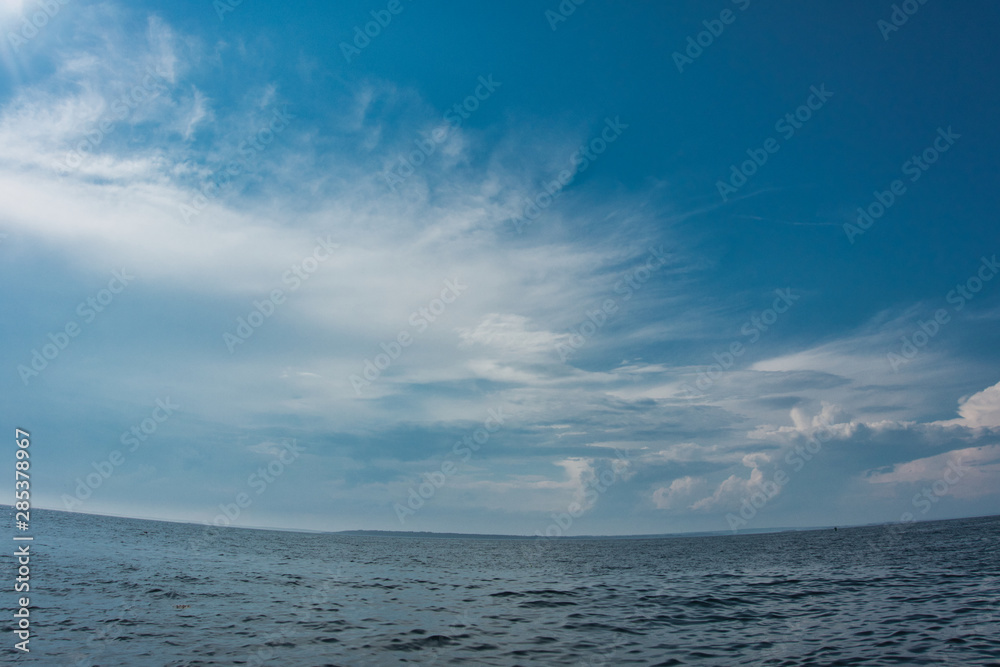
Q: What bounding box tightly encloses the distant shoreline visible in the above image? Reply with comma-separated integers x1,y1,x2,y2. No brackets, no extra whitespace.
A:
6,505,998,541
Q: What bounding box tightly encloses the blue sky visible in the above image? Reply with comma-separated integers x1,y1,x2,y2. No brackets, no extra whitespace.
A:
2,0,999,535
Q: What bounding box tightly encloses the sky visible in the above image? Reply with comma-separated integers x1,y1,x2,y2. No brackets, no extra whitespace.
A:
2,0,999,536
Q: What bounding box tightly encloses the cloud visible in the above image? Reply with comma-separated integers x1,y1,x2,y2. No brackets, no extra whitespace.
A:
458,313,569,356
248,440,293,457
648,380,1000,516
865,445,1000,498
936,381,1000,429
0,1,25,16
652,475,707,510
179,87,211,140
434,454,630,515
7,4,1000,535
689,453,771,511
4,8,701,515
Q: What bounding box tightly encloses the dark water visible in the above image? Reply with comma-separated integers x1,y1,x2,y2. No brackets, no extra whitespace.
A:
4,510,999,666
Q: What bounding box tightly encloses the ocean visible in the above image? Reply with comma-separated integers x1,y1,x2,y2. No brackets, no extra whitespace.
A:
4,509,999,665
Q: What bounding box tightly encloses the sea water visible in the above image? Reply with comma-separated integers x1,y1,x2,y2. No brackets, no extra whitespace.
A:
4,509,999,665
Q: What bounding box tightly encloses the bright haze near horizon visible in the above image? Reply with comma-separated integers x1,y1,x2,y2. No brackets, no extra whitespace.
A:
1,0,999,536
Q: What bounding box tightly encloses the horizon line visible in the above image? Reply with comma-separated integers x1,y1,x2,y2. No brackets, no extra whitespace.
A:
8,505,999,540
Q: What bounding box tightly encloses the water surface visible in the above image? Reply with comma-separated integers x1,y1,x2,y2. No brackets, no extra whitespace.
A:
6,510,999,665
